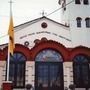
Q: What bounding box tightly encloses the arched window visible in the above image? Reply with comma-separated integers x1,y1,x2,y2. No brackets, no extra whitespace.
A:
35,49,63,62
85,18,90,28
76,17,82,27
75,0,81,4
83,0,89,4
7,52,26,88
73,55,90,88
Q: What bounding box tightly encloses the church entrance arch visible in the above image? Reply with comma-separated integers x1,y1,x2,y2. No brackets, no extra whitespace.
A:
35,49,64,90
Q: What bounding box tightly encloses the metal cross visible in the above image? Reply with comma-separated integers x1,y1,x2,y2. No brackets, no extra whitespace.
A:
41,10,47,17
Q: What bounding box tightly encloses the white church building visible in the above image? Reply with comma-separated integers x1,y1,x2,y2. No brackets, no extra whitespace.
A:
0,0,90,90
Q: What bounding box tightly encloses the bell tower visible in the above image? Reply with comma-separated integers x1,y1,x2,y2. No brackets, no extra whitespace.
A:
59,0,90,47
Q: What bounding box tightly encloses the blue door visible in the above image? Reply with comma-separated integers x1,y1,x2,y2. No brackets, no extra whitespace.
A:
35,49,64,90
35,62,64,90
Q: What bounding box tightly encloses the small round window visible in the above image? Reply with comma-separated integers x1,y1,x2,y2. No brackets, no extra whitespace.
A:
41,22,48,28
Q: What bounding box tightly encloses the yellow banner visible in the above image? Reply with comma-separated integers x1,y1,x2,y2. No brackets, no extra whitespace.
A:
8,15,15,55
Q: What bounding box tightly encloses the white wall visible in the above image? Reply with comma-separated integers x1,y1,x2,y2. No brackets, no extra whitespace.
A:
15,18,72,48
60,0,90,48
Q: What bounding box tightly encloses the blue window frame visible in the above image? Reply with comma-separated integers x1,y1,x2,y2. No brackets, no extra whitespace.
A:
73,55,90,88
6,52,26,88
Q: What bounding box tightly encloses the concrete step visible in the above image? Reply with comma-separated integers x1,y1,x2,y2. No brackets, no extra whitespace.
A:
13,89,25,90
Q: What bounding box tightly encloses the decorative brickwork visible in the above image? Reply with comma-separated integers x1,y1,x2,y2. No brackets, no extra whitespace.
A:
0,40,90,62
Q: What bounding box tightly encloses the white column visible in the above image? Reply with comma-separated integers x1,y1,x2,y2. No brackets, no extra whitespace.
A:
63,62,73,90
66,67,71,88
26,61,35,87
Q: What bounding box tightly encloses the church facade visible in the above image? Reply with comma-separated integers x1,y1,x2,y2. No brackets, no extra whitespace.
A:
0,0,90,90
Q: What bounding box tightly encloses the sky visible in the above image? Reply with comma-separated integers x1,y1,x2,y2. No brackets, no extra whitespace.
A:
0,0,61,44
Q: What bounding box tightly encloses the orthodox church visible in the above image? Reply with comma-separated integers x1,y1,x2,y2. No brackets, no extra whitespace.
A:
0,0,90,90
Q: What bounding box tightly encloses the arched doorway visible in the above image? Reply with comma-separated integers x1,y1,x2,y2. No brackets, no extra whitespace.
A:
35,49,64,90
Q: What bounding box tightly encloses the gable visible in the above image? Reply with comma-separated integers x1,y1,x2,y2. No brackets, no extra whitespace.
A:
14,17,72,48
